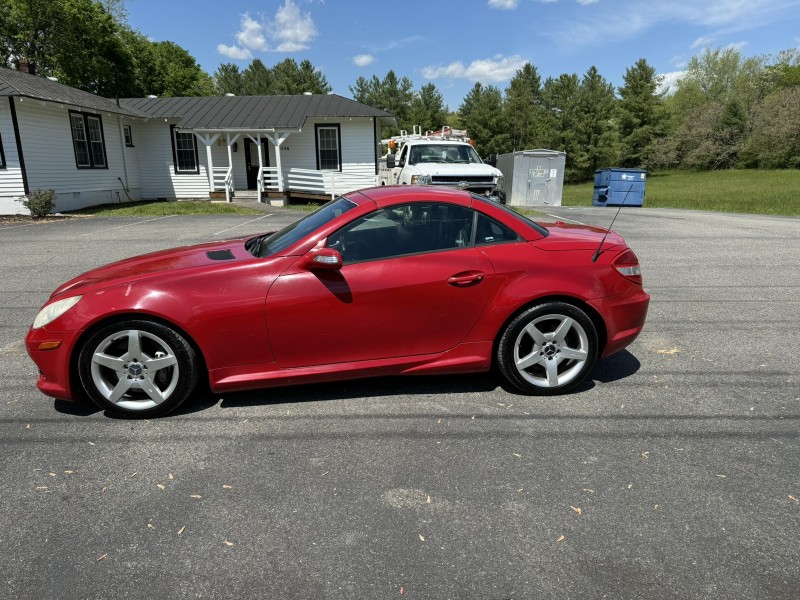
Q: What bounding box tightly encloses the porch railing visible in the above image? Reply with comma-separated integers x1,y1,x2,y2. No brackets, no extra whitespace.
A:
261,167,282,192
284,169,378,199
212,167,234,202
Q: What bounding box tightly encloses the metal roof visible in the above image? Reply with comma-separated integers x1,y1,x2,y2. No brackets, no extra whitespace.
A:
120,94,396,130
0,67,145,116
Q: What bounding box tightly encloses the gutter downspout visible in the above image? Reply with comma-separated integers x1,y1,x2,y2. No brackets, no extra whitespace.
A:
8,97,30,195
116,113,130,201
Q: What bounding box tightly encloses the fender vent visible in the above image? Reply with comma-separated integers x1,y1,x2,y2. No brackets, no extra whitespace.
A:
206,249,235,261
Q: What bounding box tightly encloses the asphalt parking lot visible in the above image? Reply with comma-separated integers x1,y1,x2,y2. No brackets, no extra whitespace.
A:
1,205,799,599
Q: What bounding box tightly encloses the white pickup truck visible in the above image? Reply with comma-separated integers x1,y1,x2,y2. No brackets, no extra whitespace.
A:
378,128,506,202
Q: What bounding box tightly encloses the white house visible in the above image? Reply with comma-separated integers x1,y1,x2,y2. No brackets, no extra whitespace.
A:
0,67,396,214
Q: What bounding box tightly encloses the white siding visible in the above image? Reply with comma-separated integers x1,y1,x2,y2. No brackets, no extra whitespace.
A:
277,117,377,176
0,98,28,214
11,98,142,212
136,121,211,199
0,103,381,212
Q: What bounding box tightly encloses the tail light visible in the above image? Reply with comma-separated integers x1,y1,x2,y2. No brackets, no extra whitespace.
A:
613,249,642,285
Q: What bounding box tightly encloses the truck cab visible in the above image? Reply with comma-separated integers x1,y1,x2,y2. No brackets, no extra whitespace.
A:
379,127,505,202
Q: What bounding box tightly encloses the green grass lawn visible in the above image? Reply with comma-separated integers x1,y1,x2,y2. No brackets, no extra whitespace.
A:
69,200,263,217
562,169,800,216
60,171,798,218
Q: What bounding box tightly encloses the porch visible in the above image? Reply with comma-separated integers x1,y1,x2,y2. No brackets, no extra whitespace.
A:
210,165,379,204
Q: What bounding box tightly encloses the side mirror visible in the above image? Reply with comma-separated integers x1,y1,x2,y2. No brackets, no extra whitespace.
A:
386,154,396,169
303,247,342,271
487,154,497,167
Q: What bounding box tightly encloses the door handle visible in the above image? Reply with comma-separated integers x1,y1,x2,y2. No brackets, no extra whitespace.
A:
447,271,485,286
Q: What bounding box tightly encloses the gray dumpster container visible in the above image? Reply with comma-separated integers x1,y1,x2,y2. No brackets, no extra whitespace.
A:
592,168,647,206
496,150,566,207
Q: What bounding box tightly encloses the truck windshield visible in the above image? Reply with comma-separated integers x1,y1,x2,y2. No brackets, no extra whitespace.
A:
409,144,482,165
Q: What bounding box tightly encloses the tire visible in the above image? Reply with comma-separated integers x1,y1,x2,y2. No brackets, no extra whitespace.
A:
78,319,199,418
496,302,598,395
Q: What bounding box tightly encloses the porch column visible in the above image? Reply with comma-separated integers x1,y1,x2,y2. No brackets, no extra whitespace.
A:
266,132,292,193
225,133,241,201
194,133,220,192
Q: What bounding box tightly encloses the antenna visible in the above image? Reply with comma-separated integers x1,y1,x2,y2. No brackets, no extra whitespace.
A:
591,184,633,263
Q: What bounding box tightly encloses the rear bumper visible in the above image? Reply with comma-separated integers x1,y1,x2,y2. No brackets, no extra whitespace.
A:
25,327,82,401
589,287,650,358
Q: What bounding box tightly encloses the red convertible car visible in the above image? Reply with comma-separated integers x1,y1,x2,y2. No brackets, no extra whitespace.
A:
26,186,649,418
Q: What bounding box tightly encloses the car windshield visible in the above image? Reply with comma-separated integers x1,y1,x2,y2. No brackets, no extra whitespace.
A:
408,144,482,165
247,197,358,257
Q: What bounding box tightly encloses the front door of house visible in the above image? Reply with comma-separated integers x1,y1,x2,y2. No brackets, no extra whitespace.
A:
244,139,270,190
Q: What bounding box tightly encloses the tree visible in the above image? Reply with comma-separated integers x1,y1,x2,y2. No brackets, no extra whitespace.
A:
0,0,214,98
459,83,509,156
571,66,619,179
409,83,448,133
350,70,415,135
1,0,136,96
617,58,665,167
214,63,245,96
147,41,214,96
667,47,767,169
271,58,331,95
504,63,547,151
295,59,331,94
740,87,800,168
242,59,272,95
542,73,581,180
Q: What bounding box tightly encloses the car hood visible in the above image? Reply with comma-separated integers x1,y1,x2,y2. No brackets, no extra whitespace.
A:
534,221,625,252
410,162,500,176
51,238,256,298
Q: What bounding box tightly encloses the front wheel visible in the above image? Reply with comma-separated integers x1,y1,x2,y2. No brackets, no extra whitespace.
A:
77,319,199,418
496,302,598,395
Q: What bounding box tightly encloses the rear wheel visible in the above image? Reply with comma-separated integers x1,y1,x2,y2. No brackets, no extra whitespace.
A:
496,302,598,395
78,319,198,418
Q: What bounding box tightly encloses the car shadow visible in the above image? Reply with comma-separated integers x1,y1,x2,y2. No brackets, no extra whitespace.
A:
213,350,642,408
53,350,642,417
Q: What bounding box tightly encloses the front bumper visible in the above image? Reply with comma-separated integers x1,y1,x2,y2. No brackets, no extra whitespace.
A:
25,327,83,401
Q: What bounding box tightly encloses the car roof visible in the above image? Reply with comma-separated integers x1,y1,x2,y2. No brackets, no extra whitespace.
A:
350,185,473,208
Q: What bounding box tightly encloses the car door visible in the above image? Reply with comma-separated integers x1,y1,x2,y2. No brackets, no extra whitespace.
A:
265,202,495,368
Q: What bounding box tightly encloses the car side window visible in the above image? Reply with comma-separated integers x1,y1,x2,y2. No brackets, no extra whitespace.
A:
475,213,522,246
328,202,475,264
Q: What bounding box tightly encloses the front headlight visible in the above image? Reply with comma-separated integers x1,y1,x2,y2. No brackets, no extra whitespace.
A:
495,175,504,188
410,174,432,185
33,296,82,329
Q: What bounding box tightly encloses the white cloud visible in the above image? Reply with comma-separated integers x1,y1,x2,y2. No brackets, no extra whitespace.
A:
270,0,318,52
576,0,598,5
236,14,267,51
727,40,748,51
422,54,528,83
217,44,253,60
353,54,375,67
657,70,685,95
488,0,519,9
217,0,318,59
547,0,799,51
691,35,715,49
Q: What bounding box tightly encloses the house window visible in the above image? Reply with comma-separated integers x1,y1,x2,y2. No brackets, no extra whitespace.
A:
171,126,199,173
69,111,107,169
0,133,5,168
123,124,134,147
315,124,341,171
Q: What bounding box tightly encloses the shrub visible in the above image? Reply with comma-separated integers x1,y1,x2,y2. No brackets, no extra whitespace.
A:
19,188,56,218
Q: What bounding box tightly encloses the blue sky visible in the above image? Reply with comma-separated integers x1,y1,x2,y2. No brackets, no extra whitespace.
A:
126,0,800,109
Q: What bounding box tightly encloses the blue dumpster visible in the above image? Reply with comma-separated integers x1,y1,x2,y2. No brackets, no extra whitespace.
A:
592,168,647,206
